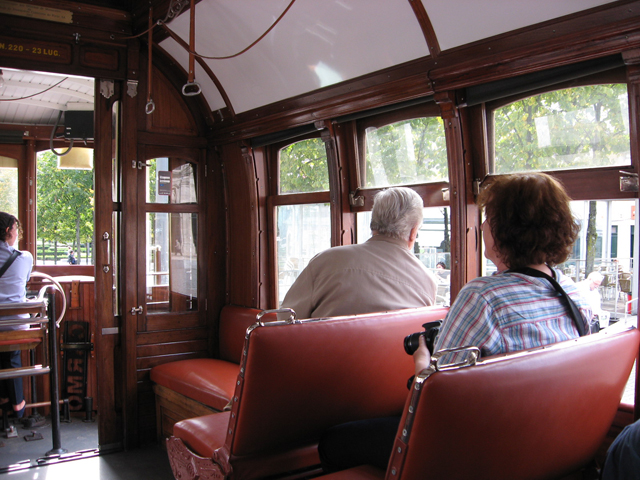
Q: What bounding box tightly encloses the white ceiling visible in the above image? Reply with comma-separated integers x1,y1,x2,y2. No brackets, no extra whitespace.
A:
158,0,616,115
0,68,94,126
0,0,618,126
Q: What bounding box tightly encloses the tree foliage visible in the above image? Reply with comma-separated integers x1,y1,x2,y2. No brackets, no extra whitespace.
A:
494,84,629,173
0,168,18,216
36,151,94,261
364,117,448,187
279,138,329,194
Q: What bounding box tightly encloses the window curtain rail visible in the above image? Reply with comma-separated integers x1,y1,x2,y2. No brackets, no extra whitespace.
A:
462,54,624,107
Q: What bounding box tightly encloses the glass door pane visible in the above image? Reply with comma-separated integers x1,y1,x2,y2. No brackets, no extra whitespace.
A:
146,212,198,313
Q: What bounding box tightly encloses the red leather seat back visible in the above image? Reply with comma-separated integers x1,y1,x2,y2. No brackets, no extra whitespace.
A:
218,305,263,363
228,306,449,457
389,327,640,480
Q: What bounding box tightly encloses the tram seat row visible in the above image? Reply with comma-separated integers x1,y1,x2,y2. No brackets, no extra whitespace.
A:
165,317,639,480
315,326,640,480
164,305,450,480
151,306,276,437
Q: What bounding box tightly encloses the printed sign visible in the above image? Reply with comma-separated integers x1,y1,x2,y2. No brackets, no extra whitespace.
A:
158,171,172,196
0,36,71,64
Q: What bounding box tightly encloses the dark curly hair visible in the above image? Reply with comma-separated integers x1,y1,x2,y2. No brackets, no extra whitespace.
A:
0,212,19,243
477,173,580,269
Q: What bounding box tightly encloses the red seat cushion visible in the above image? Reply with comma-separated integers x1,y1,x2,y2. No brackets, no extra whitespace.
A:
150,358,239,411
173,412,231,458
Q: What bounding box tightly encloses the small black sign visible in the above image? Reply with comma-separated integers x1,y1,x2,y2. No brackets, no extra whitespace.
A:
158,171,172,196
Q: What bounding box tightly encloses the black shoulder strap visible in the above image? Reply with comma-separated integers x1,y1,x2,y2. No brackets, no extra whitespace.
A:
509,267,586,337
0,250,21,279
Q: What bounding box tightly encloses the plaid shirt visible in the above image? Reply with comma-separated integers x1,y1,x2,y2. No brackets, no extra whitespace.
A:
434,268,592,362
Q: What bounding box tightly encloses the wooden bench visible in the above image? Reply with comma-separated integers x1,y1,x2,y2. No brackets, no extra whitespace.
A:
314,326,640,480
165,305,449,480
151,306,277,438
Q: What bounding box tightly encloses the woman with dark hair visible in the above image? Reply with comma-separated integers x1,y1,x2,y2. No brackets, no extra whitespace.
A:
319,173,592,474
416,172,591,368
0,212,33,418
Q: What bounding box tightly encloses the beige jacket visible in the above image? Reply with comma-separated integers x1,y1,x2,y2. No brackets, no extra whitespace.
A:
282,235,438,319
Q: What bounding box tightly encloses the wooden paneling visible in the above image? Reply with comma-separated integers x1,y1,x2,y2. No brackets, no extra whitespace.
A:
222,143,260,308
0,15,128,79
141,57,198,137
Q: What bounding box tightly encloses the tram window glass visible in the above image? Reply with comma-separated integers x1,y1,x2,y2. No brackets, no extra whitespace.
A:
491,84,630,174
146,157,197,204
276,203,331,304
146,212,197,312
356,206,451,306
35,150,94,266
360,116,448,188
481,198,637,320
274,136,331,304
279,137,329,194
0,156,18,216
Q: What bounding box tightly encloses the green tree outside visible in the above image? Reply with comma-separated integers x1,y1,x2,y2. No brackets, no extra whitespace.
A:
494,84,629,173
36,150,94,264
0,168,18,216
279,138,329,194
364,117,448,187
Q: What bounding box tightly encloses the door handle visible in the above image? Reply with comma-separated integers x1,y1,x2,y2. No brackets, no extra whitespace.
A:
130,306,143,315
102,231,111,273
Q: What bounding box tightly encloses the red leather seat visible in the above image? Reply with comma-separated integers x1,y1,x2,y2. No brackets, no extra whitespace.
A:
167,306,449,480
150,358,239,411
315,326,640,480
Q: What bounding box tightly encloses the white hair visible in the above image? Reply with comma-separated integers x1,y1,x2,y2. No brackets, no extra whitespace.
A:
587,272,604,283
370,187,424,241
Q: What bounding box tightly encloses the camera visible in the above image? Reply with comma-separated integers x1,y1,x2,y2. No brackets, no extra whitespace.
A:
404,320,442,355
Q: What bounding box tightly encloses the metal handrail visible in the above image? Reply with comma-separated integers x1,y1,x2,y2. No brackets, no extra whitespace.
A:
30,272,67,327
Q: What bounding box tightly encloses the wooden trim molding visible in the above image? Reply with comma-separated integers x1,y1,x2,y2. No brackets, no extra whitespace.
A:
407,0,440,58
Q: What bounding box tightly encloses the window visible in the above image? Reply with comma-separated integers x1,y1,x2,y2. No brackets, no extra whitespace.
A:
144,156,199,313
273,136,331,304
361,116,448,188
146,212,197,312
276,203,331,304
279,138,329,194
0,156,18,216
146,157,197,204
492,84,630,174
36,150,94,265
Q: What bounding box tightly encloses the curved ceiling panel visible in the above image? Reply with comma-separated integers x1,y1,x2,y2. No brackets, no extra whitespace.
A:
423,0,617,52
159,0,429,114
0,69,94,125
158,40,226,113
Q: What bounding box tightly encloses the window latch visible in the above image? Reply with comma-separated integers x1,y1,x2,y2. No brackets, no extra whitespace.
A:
620,171,638,192
349,191,364,207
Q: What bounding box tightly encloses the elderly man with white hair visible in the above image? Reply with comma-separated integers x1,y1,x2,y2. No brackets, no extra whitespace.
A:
281,187,438,319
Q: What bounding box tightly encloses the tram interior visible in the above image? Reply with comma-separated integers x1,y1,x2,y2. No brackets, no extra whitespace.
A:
0,0,639,478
